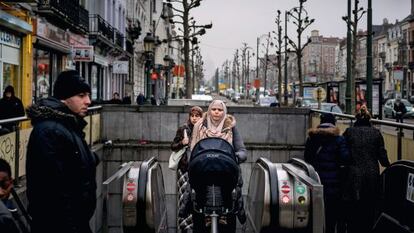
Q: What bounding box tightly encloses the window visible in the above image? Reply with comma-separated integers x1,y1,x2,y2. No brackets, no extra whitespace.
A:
2,63,20,96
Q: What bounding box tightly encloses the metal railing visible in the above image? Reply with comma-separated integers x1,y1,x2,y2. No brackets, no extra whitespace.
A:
38,0,89,32
310,109,414,161
0,106,102,183
115,29,124,48
89,14,115,43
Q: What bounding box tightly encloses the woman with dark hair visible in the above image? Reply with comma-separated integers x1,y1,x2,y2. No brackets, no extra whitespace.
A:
171,106,203,232
342,105,391,233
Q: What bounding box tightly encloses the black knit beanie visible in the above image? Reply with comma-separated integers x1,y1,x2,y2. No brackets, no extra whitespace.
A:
320,113,336,125
53,70,91,100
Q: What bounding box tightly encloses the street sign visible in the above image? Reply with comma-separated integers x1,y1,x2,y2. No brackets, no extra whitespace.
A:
254,79,261,89
246,83,251,89
312,87,326,102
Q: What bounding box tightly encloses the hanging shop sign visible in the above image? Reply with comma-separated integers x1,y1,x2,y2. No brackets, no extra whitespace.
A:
393,68,404,81
0,30,21,48
72,45,94,62
113,61,129,74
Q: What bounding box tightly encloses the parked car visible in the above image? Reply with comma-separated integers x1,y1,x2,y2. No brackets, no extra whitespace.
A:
308,102,343,114
296,98,318,108
383,99,414,118
383,90,401,104
231,92,241,103
257,96,279,107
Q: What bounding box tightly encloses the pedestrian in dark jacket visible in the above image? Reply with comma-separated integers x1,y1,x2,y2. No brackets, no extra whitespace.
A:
171,106,203,232
0,85,25,134
26,70,99,233
189,100,247,232
304,113,350,233
136,92,145,105
342,105,390,233
393,96,406,123
0,158,24,233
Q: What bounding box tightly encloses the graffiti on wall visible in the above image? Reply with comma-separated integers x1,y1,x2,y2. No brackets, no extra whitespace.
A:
0,132,16,176
0,128,32,178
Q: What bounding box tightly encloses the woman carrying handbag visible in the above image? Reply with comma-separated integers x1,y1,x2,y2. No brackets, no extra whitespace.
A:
170,106,203,232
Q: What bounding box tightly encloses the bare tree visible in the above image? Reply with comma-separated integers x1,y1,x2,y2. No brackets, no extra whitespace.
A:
166,0,212,98
286,0,315,97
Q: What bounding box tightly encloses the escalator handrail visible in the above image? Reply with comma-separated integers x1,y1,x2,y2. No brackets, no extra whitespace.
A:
288,158,321,183
256,158,279,228
137,157,157,231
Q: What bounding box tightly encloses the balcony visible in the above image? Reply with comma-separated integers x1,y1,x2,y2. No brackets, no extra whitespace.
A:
89,14,115,44
115,29,124,49
37,0,88,33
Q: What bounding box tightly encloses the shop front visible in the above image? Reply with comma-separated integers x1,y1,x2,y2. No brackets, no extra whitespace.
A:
0,9,32,106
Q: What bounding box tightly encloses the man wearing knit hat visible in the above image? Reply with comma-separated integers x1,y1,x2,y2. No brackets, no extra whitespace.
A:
26,70,98,233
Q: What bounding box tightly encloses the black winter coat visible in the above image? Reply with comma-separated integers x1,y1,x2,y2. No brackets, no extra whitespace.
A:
343,124,390,201
304,123,350,199
0,200,20,233
26,97,98,233
0,96,25,130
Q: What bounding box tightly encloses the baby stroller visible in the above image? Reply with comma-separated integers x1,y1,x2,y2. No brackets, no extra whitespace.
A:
188,137,240,233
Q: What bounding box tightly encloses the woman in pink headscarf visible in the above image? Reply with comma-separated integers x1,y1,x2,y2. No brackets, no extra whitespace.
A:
189,99,247,227
191,100,247,162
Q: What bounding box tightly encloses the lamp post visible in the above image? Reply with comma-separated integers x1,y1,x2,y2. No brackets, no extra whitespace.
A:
144,33,156,100
163,54,174,101
366,0,373,111
284,10,289,106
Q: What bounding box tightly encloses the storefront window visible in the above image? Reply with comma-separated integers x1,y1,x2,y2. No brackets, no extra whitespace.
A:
2,63,19,95
34,49,51,100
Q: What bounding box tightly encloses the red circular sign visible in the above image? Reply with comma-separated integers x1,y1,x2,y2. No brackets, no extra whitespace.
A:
281,185,290,194
127,182,136,192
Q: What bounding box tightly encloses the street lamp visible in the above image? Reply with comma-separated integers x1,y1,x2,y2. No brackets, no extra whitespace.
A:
163,54,174,101
144,33,156,99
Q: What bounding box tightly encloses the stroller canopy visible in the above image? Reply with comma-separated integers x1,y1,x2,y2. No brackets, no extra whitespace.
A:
188,138,240,189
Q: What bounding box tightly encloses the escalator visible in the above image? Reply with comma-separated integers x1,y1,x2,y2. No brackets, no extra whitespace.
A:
103,157,167,233
245,157,324,233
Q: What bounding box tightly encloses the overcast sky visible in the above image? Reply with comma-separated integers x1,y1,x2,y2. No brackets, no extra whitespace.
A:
191,0,411,80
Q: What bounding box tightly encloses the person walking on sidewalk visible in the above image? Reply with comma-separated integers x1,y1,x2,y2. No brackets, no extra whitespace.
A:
26,70,99,233
393,96,406,124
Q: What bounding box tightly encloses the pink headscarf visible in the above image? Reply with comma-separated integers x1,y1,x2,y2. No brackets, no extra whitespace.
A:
206,100,227,134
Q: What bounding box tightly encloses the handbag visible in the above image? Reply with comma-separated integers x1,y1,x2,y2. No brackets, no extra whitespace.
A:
168,146,187,170
169,129,189,170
